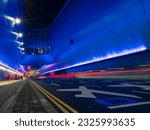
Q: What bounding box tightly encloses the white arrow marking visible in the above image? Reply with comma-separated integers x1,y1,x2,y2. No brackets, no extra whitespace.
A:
57,86,141,99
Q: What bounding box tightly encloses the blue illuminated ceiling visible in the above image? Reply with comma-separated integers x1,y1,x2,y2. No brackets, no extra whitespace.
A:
0,0,150,72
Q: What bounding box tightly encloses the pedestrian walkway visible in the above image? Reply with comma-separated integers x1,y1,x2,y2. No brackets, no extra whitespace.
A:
13,80,46,112
1,79,57,113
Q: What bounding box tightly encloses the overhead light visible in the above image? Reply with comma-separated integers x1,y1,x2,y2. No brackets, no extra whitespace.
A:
21,48,25,51
2,0,8,3
18,47,25,51
15,41,24,45
15,18,21,24
11,32,23,38
20,50,25,54
4,15,14,21
11,31,18,35
20,42,24,45
15,41,20,44
18,33,23,37
4,15,21,25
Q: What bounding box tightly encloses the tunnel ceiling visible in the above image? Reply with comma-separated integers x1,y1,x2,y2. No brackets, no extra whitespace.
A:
24,0,68,28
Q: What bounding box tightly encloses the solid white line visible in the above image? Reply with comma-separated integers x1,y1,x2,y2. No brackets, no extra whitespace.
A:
108,101,150,109
50,83,61,86
85,84,101,88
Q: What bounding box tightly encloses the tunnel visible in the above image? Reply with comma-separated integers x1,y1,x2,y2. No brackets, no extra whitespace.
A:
0,0,150,113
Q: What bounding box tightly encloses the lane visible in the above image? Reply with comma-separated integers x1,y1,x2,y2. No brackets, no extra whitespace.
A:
0,79,26,110
33,78,150,113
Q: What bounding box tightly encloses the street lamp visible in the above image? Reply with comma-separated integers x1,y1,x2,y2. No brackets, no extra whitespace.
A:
4,15,21,25
18,33,23,37
15,18,21,24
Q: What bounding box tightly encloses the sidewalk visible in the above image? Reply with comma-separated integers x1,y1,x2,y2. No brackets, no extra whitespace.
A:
2,79,57,113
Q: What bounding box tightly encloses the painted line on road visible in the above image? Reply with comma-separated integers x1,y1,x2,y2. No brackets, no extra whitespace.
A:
85,84,101,88
108,101,150,109
50,83,61,86
31,80,78,113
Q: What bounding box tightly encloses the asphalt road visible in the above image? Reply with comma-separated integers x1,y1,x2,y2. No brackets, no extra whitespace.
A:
34,78,150,113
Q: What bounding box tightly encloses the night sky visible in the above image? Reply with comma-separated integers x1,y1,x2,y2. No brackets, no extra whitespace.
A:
24,0,68,28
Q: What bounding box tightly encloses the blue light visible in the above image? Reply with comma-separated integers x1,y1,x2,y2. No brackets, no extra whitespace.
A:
0,0,23,69
95,97,138,107
41,0,150,73
2,0,8,3
41,45,146,73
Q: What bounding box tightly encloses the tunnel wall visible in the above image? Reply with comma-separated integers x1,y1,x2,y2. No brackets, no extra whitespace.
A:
45,0,150,73
66,49,150,73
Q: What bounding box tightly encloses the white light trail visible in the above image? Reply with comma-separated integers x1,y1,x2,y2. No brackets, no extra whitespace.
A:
11,32,23,38
4,15,21,25
42,45,147,74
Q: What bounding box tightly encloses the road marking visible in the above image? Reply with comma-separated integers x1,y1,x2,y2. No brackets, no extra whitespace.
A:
34,84,69,113
132,90,150,95
108,101,150,109
126,82,142,84
79,80,95,84
32,81,69,113
108,83,150,90
31,80,78,113
57,86,141,99
85,84,101,88
75,86,97,98
50,83,61,86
